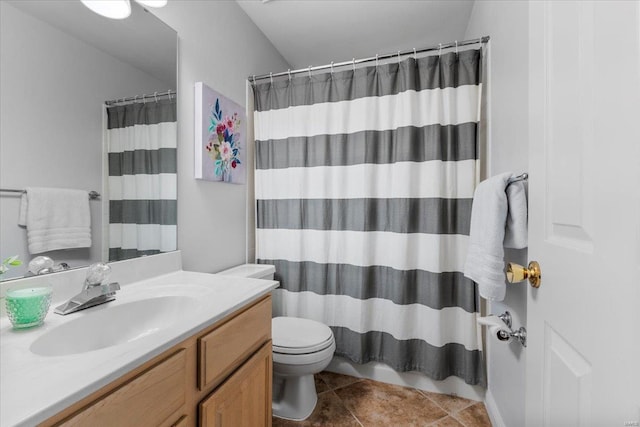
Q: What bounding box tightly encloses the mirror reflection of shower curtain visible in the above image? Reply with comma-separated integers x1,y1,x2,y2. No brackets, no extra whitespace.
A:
106,100,177,261
253,48,485,386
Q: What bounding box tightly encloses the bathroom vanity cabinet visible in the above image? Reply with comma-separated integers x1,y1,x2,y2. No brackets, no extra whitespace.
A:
40,296,273,427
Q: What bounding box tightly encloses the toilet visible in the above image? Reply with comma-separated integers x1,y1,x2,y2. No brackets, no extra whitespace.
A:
217,264,336,421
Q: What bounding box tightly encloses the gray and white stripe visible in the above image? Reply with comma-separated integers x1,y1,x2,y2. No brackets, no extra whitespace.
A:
107,99,177,261
254,49,484,385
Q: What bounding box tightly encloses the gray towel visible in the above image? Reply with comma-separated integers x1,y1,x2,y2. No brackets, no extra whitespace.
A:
464,173,528,301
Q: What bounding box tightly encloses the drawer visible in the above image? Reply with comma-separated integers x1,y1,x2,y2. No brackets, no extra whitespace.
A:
198,296,271,391
58,349,186,427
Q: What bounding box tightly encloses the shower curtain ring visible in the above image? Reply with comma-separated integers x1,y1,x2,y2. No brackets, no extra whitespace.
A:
330,61,334,76
352,58,356,72
455,40,458,55
154,92,158,103
375,54,379,68
397,51,401,64
287,69,291,81
270,72,273,84
439,43,442,57
308,66,312,78
134,95,138,103
413,48,417,60
252,75,256,85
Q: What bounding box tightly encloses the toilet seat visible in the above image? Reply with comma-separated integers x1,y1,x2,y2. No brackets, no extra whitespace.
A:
272,317,334,355
273,336,334,355
273,340,336,366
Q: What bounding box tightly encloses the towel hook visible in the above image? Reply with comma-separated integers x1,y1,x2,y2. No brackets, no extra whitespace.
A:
507,172,529,186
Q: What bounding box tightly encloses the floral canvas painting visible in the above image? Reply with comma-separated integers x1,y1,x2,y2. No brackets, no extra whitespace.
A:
194,82,246,183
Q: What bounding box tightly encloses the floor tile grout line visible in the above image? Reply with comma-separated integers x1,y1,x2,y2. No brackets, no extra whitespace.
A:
415,388,481,417
450,403,491,427
329,389,364,427
450,411,470,427
451,400,482,415
325,378,364,393
417,391,452,416
424,413,455,427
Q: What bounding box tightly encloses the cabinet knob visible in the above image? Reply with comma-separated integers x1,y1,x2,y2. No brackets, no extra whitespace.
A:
506,261,541,288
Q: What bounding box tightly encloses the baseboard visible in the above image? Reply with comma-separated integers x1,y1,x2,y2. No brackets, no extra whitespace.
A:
326,356,485,402
484,389,507,427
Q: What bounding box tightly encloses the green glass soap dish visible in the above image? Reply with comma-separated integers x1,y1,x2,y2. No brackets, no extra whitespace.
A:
5,285,53,329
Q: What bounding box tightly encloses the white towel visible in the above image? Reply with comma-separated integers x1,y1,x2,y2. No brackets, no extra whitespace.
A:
504,180,528,249
464,173,528,301
18,187,91,254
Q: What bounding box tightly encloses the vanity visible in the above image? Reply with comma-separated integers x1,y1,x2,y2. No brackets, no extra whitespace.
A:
0,3,276,424
0,252,278,426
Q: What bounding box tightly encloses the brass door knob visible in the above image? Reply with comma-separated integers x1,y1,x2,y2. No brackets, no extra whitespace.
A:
506,261,541,288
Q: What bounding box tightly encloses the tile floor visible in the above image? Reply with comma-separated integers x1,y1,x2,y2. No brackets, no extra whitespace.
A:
272,372,492,427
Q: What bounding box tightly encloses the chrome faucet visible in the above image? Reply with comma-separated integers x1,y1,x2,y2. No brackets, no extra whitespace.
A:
54,263,120,315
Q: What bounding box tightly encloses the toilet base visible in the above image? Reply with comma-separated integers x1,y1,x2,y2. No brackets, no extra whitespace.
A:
272,373,317,421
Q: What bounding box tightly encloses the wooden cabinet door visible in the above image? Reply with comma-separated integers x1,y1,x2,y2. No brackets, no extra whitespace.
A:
58,350,187,427
199,342,272,427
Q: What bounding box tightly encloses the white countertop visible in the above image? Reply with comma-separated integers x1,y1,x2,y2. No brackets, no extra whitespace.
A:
0,269,278,427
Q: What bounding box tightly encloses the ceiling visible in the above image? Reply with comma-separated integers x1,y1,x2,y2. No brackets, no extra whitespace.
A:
236,0,475,70
8,0,177,87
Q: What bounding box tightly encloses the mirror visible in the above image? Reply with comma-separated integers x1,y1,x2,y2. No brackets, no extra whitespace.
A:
0,1,178,280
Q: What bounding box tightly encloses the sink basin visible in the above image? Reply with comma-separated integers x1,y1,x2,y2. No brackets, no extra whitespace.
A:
30,296,199,356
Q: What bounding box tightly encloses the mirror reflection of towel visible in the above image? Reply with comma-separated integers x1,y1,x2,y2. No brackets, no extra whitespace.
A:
18,187,91,254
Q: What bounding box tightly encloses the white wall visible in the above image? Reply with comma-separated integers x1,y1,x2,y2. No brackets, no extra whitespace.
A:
0,2,171,279
149,2,289,274
464,2,530,426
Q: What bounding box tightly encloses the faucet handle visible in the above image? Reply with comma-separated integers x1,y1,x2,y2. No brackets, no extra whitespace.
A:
85,262,111,287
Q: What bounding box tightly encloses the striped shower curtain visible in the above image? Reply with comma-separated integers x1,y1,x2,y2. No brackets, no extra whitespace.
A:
106,100,177,261
253,49,484,385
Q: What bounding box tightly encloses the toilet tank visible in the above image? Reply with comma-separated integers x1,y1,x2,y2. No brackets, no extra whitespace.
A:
217,263,275,280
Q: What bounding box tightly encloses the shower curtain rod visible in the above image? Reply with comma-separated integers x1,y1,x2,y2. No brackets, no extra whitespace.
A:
249,35,489,83
105,89,177,106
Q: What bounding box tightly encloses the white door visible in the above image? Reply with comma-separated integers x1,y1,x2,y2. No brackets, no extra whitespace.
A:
527,1,640,426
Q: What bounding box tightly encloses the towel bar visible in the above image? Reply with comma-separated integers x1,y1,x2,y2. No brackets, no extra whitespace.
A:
0,188,100,200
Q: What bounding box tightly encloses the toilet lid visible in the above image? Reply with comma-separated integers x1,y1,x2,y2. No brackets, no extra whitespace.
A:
272,317,334,354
